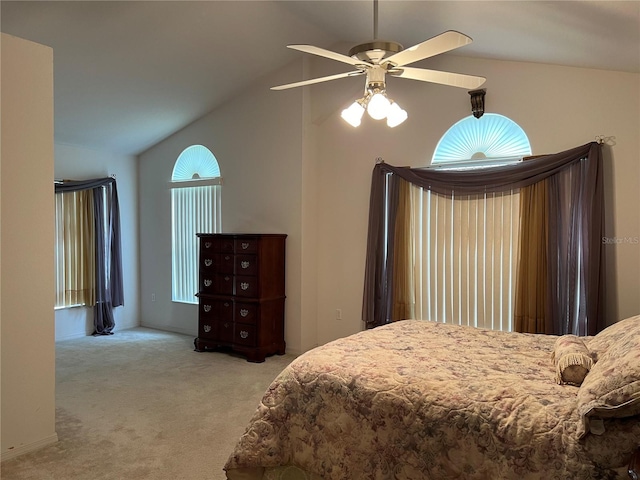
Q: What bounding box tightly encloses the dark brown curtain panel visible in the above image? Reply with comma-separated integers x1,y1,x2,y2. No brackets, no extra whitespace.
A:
55,177,124,335
391,178,415,321
363,142,604,335
514,179,548,333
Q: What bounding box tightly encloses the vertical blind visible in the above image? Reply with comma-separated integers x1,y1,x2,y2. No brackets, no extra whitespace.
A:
171,185,221,303
54,190,96,307
411,187,520,331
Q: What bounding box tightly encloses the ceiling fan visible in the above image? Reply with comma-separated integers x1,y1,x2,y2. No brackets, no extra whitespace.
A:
271,0,486,127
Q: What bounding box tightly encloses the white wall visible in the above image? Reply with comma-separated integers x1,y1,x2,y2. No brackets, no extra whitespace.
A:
138,51,639,354
311,53,640,345
54,143,140,341
138,60,309,353
1,33,57,461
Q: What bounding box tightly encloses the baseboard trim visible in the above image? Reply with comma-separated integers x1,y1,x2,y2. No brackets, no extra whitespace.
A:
55,331,91,342
1,433,59,463
140,322,194,337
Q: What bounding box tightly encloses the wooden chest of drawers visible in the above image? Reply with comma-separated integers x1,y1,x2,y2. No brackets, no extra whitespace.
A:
194,233,286,362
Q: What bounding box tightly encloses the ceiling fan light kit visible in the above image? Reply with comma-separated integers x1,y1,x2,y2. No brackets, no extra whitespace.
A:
272,0,486,129
367,92,391,120
386,101,408,128
341,87,408,128
341,100,366,127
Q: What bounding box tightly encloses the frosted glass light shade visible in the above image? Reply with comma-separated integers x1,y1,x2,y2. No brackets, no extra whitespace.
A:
341,101,365,127
367,93,390,120
386,102,407,128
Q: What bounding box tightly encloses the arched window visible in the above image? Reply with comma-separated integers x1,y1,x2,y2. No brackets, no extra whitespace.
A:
432,113,531,167
170,145,222,304
409,114,531,331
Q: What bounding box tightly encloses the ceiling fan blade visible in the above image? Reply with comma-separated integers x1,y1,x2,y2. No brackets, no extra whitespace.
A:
271,71,365,91
383,30,473,68
287,45,371,67
392,66,486,89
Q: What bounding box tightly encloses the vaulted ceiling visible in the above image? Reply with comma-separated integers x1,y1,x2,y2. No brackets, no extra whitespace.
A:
2,1,638,156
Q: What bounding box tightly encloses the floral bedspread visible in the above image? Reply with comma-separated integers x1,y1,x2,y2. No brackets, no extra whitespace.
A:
225,320,636,479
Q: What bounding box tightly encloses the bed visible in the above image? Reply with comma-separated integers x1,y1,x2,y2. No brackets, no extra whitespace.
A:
224,315,640,479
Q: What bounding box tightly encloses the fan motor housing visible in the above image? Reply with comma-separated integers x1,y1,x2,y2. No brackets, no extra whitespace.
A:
349,40,403,64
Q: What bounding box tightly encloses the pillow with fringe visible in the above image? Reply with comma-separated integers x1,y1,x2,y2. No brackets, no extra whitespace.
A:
551,334,593,386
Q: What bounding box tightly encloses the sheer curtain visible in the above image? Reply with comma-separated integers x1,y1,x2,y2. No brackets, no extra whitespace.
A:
363,142,604,336
55,177,124,335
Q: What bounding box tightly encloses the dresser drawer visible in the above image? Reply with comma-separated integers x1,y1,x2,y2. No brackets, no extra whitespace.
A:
216,274,234,295
235,254,257,275
218,253,234,273
201,275,215,293
199,299,217,317
219,319,234,343
200,238,216,252
218,299,233,321
215,238,234,253
199,298,233,320
235,238,258,254
201,253,233,272
234,276,258,297
235,302,258,325
201,252,215,271
234,323,257,347
198,320,219,340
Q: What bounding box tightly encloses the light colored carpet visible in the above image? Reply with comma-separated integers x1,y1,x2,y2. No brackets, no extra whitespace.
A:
1,327,295,480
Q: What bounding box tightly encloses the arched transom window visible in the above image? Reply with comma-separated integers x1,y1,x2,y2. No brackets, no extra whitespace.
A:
432,113,531,167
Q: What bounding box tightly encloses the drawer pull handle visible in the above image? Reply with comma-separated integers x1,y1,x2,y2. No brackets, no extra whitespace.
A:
204,242,212,248
203,324,211,333
240,330,249,339
204,279,212,287
225,255,231,261
240,309,249,317
241,261,250,269
204,259,212,267
203,305,212,313
224,276,230,281
224,302,230,307
240,282,249,290
241,242,249,250
224,322,229,328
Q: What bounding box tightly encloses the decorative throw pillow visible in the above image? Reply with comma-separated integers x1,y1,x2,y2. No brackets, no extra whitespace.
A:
586,314,640,361
576,321,640,439
551,335,593,386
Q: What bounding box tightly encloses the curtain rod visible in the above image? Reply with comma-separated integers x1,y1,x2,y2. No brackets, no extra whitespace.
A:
595,135,615,145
